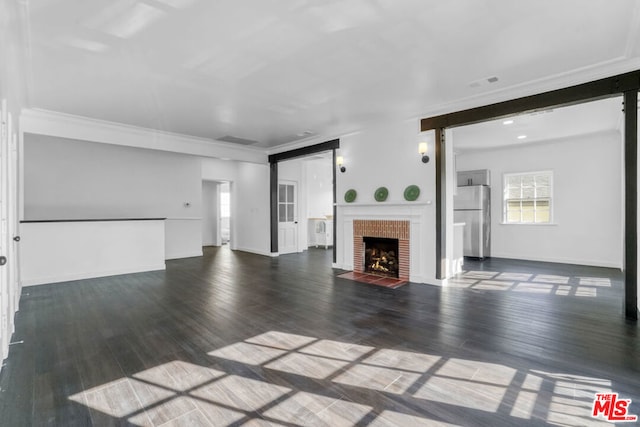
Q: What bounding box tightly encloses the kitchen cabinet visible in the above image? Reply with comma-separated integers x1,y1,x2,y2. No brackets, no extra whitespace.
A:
457,169,491,186
308,218,333,249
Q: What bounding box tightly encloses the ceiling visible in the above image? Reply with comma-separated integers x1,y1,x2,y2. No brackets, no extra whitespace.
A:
14,0,640,149
451,96,625,152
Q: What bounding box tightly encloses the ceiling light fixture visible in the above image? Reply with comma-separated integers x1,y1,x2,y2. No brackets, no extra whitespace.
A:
503,120,514,125
517,135,527,140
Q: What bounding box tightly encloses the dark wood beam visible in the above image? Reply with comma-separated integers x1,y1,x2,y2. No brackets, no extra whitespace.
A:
270,162,278,254
421,70,640,131
332,149,337,263
624,91,638,321
268,139,340,163
435,128,446,280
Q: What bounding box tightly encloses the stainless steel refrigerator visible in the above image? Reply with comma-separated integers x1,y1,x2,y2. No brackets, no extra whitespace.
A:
454,185,491,259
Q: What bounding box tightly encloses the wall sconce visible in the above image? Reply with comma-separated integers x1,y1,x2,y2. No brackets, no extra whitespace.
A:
336,156,346,173
419,142,429,163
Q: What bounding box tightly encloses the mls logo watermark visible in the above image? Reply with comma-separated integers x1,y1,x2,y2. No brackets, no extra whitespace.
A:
592,393,638,422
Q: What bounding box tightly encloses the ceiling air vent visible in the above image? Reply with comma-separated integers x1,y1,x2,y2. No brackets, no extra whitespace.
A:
469,76,499,88
217,135,259,145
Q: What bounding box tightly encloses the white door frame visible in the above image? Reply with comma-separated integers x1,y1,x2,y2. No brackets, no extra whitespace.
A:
218,181,232,247
0,99,20,361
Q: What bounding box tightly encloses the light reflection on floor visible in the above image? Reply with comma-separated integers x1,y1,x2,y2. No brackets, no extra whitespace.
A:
69,331,618,426
446,271,611,297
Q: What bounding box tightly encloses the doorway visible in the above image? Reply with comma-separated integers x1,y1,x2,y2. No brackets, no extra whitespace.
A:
268,139,340,261
220,182,230,245
276,153,334,256
450,97,624,269
202,180,232,249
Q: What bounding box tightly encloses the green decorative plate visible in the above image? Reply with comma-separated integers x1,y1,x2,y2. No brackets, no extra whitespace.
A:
374,187,389,202
344,189,357,203
404,185,420,201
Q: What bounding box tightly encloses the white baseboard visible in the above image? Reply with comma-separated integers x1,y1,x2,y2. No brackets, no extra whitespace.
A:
490,253,622,269
409,274,431,285
165,250,203,260
21,263,167,287
235,247,278,257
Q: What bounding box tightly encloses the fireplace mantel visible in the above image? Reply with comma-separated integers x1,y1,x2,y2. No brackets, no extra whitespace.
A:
334,203,435,284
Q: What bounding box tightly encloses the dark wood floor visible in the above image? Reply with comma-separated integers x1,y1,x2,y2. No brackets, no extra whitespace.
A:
0,247,638,426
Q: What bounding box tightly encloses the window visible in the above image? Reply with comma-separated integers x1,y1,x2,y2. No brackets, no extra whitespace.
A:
503,171,552,224
278,183,295,223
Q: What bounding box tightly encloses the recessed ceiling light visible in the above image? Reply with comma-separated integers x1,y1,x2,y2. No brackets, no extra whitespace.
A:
503,120,514,125
517,135,527,140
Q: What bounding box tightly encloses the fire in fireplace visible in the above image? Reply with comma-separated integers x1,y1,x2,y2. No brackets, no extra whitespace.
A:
363,237,399,278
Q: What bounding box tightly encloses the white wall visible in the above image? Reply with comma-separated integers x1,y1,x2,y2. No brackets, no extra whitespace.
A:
201,181,220,246
201,158,238,182
202,157,271,255
234,162,271,256
305,157,333,218
444,129,457,276
20,220,165,286
334,118,437,283
456,130,623,268
23,134,204,259
336,120,434,207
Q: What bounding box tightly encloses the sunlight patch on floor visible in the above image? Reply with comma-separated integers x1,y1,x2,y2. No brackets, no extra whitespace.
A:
461,270,499,280
454,269,606,297
69,331,617,426
265,352,350,379
578,277,611,287
207,341,287,365
471,280,515,291
533,274,571,284
263,391,372,426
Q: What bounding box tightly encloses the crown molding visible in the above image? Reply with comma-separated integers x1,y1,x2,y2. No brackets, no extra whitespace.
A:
20,108,268,163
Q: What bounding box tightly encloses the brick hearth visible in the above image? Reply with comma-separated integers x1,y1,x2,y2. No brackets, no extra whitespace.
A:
353,220,410,280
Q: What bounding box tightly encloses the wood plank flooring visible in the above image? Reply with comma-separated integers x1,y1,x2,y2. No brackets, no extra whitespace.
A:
0,247,638,426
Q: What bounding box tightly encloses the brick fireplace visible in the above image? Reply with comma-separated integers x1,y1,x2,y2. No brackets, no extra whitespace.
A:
353,220,410,280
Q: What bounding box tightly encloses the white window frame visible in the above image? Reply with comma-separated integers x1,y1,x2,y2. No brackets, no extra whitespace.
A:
503,170,554,224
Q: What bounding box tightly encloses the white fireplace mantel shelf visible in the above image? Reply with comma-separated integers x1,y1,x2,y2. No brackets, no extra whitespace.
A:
336,202,432,208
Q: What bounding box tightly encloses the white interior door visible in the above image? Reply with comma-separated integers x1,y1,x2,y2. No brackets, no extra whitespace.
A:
0,101,10,359
278,181,298,254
